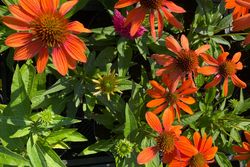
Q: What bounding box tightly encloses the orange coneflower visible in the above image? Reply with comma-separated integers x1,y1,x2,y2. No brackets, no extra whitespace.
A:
170,132,218,167
197,49,246,96
232,131,250,167
137,110,196,165
225,0,248,19
3,0,91,75
233,0,250,44
146,77,197,120
152,34,210,87
114,0,185,40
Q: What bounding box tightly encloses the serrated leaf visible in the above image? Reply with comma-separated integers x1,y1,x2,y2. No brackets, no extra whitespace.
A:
215,152,233,167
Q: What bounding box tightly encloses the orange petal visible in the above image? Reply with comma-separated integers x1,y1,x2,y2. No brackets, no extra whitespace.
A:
19,0,41,16
234,154,250,160
236,0,250,8
195,44,210,55
197,66,218,76
176,80,192,93
114,0,139,8
204,74,222,89
63,34,87,62
180,35,189,51
67,21,91,34
147,89,163,98
125,7,146,36
151,54,174,66
245,131,250,143
233,13,250,31
150,11,156,41
162,107,175,130
169,159,189,167
40,0,54,12
179,97,195,104
223,77,229,96
59,0,78,16
5,32,33,48
145,112,163,134
176,101,193,115
200,53,218,66
146,98,166,108
52,47,69,76
162,7,183,30
179,88,197,95
243,33,250,45
202,136,213,152
149,80,166,94
243,142,250,151
232,52,241,63
162,149,177,164
203,147,218,160
137,146,158,164
175,136,198,156
152,103,168,114
14,40,42,60
164,1,186,13
53,0,59,10
193,131,201,148
2,16,30,31
66,53,77,70
247,161,250,167
218,52,229,64
165,35,181,53
36,48,49,73
231,74,247,88
236,62,243,70
232,145,248,153
9,5,34,23
157,10,164,38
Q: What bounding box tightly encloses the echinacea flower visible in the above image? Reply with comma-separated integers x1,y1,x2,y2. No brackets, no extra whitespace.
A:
3,0,91,75
146,77,197,120
92,70,122,101
197,49,246,96
114,0,185,40
115,139,134,158
225,0,248,19
152,35,210,87
232,131,250,167
113,9,146,40
233,0,250,44
137,110,194,164
170,132,218,167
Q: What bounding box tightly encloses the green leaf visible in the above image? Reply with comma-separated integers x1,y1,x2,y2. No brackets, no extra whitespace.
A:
124,104,138,138
229,34,245,41
135,36,149,60
10,127,30,138
81,140,114,155
211,36,230,47
180,112,203,126
65,0,90,18
229,128,241,143
20,63,36,97
95,47,117,68
215,152,232,167
205,87,216,104
0,146,30,166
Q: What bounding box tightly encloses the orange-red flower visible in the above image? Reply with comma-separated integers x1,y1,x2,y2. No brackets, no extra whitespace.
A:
146,77,197,120
114,0,185,40
137,110,195,165
170,132,218,167
152,34,210,87
225,0,248,19
232,131,250,167
197,49,246,96
3,0,91,75
233,0,250,44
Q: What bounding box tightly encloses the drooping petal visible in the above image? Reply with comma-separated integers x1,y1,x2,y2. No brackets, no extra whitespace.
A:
162,107,175,130
2,16,30,31
195,45,210,55
59,0,78,16
9,5,34,23
180,35,189,51
234,154,250,160
231,52,241,63
157,10,164,37
149,11,156,41
223,77,228,96
232,145,248,153
52,47,69,75
162,7,183,30
137,146,158,165
204,74,222,89
164,1,186,13
233,13,250,31
197,66,218,76
203,147,218,160
245,131,250,143
66,53,77,69
231,74,247,88
114,0,139,8
200,53,218,66
175,136,198,156
165,35,182,53
63,34,87,62
176,101,193,114
14,40,42,60
146,98,166,108
5,32,33,47
179,97,195,104
145,112,163,134
125,7,146,36
36,48,49,73
67,21,91,34
19,0,41,16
